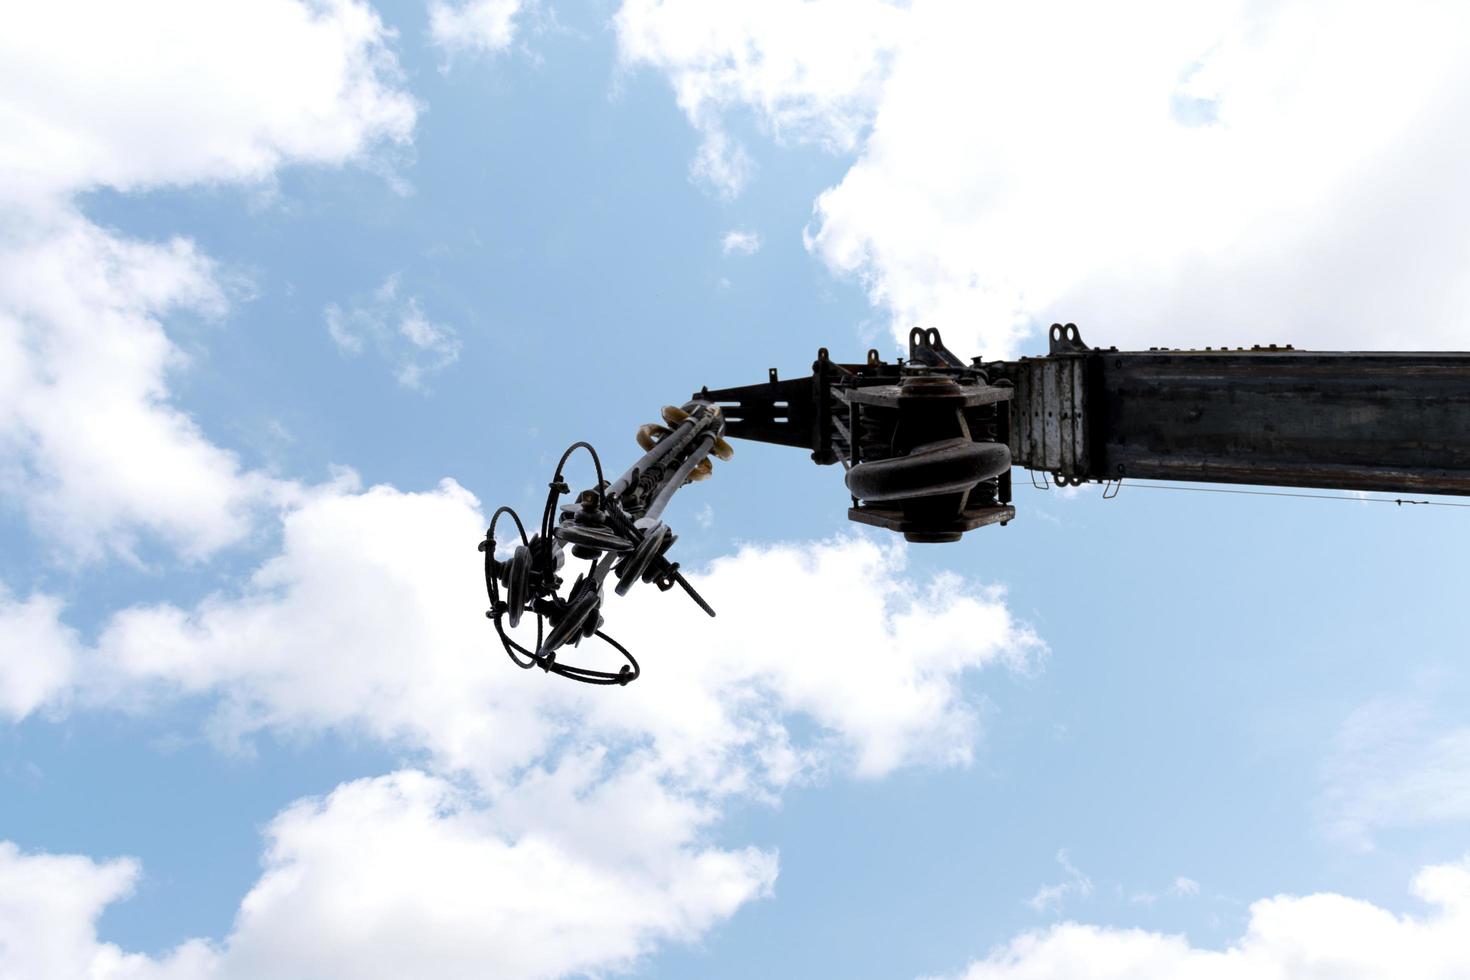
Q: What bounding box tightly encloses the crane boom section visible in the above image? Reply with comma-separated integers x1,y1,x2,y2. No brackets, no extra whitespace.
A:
1000,345,1470,496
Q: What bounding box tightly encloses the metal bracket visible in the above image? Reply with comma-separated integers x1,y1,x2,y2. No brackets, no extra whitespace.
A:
908,326,966,367
1048,322,1090,354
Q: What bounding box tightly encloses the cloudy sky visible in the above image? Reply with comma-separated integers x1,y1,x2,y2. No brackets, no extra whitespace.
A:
3,1,1470,977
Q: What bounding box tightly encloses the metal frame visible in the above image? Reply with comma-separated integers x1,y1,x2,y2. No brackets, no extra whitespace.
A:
696,322,1470,538
482,322,1470,683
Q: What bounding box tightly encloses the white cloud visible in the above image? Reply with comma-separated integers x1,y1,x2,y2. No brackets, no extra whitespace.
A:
619,0,1470,358
1170,876,1200,898
0,841,214,980
1026,849,1093,914
324,274,462,390
721,229,761,256
943,858,1470,980
429,0,524,55
0,214,289,562
3,486,1041,976
0,0,419,561
0,481,1029,971
0,5,1050,974
227,768,770,979
0,467,1026,975
615,0,906,196
0,475,1041,977
0,768,774,980
91,477,523,773
1319,697,1470,851
0,0,416,210
78,479,1040,788
0,589,81,722
615,536,1042,782
18,837,1470,980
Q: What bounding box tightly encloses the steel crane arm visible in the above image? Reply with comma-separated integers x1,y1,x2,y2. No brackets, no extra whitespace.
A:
478,325,1470,685
990,325,1470,496
695,325,1470,542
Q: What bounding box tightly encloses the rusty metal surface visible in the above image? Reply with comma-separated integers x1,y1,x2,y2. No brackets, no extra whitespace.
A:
1097,351,1470,495
1010,355,1089,476
702,325,1470,545
1005,347,1470,495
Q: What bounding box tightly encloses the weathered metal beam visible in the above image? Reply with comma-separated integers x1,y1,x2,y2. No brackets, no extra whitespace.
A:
1003,348,1470,496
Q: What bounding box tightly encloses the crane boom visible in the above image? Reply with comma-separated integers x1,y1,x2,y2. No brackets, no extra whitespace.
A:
997,324,1470,496
481,323,1470,684
696,324,1470,541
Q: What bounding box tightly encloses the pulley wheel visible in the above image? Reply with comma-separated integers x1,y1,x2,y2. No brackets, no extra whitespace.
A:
541,581,602,656
845,438,1010,503
504,544,533,628
616,522,669,596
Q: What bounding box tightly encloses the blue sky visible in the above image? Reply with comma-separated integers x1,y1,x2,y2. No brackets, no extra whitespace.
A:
3,2,1470,978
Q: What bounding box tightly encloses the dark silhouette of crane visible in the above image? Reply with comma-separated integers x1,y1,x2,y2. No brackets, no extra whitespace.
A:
482,325,1470,682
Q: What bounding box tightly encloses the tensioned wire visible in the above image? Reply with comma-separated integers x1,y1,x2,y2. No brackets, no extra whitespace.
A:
1086,482,1470,508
